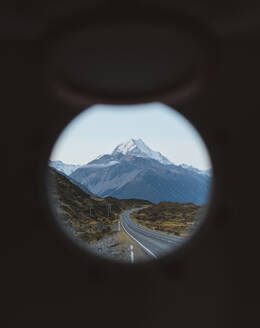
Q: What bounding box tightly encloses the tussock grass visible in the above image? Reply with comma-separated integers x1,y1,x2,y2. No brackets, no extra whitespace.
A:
131,201,203,236
47,168,151,243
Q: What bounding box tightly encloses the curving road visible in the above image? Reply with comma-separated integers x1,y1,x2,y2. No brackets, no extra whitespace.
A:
120,208,184,258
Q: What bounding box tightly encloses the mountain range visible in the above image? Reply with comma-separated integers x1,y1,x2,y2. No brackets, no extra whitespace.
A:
49,138,211,204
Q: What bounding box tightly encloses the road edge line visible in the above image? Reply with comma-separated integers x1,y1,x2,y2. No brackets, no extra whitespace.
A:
120,217,157,259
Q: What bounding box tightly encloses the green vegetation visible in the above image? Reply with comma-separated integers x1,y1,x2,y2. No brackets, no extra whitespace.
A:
131,202,203,236
47,168,151,243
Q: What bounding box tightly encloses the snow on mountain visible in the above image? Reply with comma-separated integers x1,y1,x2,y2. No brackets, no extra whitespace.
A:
179,164,211,176
112,138,172,165
50,140,212,186
51,139,212,204
49,160,83,175
95,154,105,160
84,161,120,168
49,159,120,176
71,149,211,204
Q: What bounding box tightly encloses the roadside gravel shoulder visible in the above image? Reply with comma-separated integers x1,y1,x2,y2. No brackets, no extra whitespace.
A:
90,224,149,263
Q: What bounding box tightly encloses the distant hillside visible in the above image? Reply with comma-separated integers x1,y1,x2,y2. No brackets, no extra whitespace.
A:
49,160,82,175
131,202,203,236
51,166,95,196
47,168,151,242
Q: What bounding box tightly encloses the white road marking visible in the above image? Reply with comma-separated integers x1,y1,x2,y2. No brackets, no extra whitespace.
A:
121,218,158,258
130,244,134,263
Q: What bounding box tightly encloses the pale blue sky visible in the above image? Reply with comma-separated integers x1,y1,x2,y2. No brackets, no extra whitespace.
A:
50,102,211,170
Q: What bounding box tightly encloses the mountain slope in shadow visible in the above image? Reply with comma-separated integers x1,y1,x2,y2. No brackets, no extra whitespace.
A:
47,167,151,242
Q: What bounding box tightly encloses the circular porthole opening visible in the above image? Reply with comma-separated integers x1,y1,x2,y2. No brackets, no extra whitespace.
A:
46,102,213,264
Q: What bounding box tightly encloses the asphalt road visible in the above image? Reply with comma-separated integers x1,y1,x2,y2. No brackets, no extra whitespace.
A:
120,208,184,258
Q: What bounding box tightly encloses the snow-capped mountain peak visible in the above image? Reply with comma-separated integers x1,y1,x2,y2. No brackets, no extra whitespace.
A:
112,138,172,165
112,138,137,155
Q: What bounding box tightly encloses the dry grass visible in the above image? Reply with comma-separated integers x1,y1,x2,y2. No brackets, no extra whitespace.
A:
47,168,151,243
131,202,203,236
